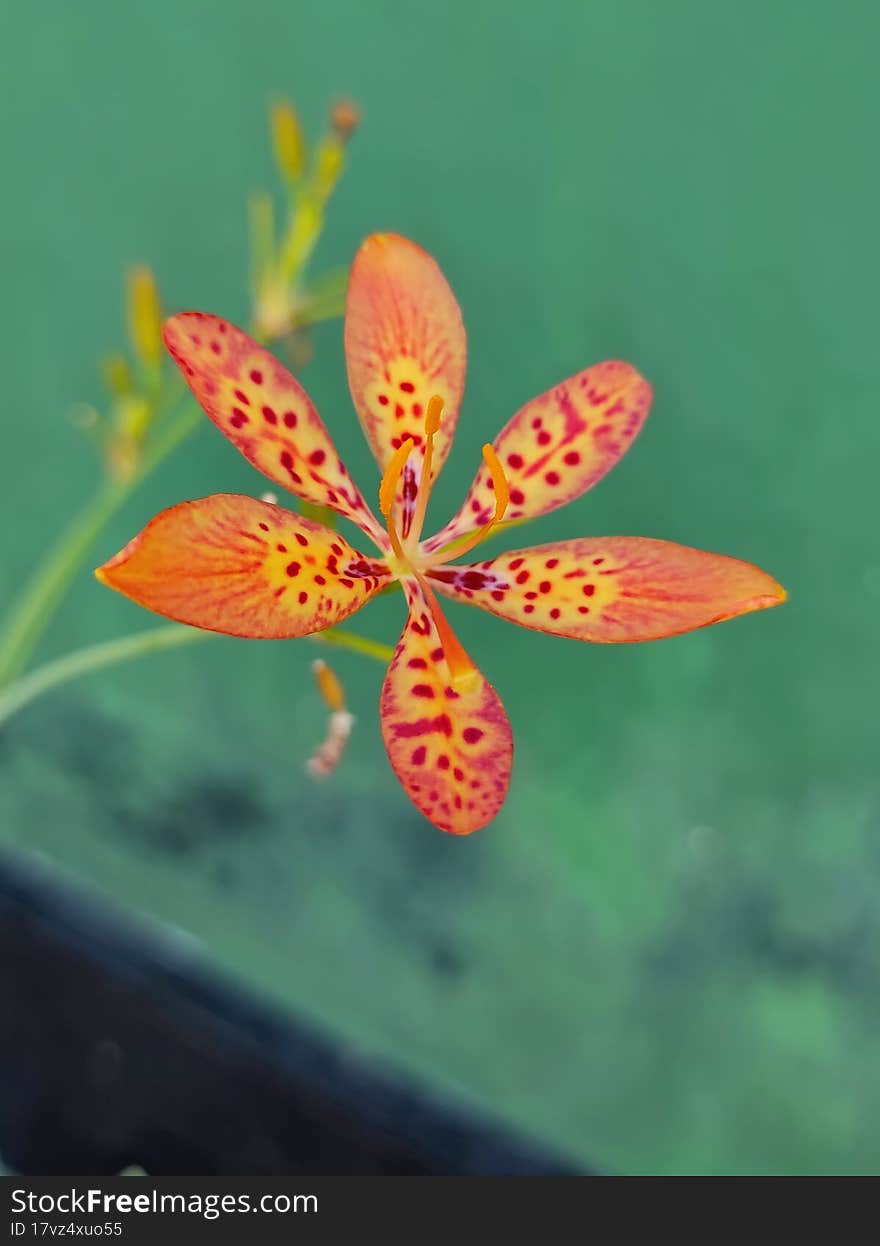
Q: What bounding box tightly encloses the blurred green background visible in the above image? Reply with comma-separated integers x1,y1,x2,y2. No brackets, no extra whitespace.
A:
0,0,877,1175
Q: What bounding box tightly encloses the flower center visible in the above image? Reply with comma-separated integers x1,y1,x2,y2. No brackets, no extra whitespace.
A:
376,400,512,692
377,398,511,575
377,394,444,574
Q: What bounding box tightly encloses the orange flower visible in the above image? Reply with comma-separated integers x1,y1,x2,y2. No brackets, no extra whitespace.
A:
97,234,785,835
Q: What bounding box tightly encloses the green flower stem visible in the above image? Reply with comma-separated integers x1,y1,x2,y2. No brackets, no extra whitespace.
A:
315,628,394,663
0,477,129,685
0,622,393,728
0,392,201,688
0,624,204,727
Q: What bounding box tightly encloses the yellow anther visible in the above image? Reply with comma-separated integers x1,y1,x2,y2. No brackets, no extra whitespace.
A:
378,438,415,517
312,658,346,712
425,394,444,436
481,443,509,524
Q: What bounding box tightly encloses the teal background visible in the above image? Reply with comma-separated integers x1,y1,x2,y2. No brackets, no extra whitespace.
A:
1,0,877,1174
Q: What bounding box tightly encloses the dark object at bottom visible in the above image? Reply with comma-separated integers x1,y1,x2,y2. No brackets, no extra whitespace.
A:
0,848,580,1175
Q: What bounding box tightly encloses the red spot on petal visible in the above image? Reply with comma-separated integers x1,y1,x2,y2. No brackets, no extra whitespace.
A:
250,369,263,384
462,727,484,744
546,558,559,569
537,430,552,446
285,561,301,577
315,574,326,586
564,450,581,466
438,755,450,770
400,381,415,393
233,389,250,405
298,590,308,604
510,489,525,505
515,570,530,585
378,394,389,406
295,533,309,547
262,405,277,424
411,745,427,765
258,523,269,532
545,471,560,486
283,410,297,428
412,684,435,698
408,657,427,669
309,449,326,467
539,580,551,593
550,607,561,619
583,584,595,596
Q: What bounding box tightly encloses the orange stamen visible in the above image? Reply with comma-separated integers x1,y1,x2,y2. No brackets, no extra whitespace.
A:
407,394,444,547
378,437,414,561
426,443,510,566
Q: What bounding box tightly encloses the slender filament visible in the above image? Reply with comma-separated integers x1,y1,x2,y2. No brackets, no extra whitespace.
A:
378,437,415,562
426,443,510,566
406,394,444,548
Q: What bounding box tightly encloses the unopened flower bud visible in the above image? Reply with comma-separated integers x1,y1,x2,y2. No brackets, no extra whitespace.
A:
126,265,162,372
330,98,359,143
271,99,306,182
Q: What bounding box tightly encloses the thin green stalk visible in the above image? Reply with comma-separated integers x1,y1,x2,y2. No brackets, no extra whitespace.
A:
317,628,394,663
0,393,202,688
0,624,205,726
0,478,129,685
0,621,393,728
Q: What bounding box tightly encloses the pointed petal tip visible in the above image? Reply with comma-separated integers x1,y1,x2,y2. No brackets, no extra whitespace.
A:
359,231,417,253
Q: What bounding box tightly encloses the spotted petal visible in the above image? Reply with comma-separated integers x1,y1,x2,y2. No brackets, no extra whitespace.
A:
424,361,651,555
164,314,385,546
345,234,466,538
380,581,512,835
97,493,389,638
428,538,785,642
